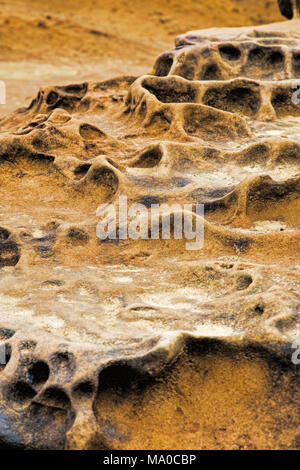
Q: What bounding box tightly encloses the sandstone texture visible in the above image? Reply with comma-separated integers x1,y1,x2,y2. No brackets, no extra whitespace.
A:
0,1,299,450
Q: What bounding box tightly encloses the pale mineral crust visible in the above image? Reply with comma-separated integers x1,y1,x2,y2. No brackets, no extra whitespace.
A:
0,12,299,450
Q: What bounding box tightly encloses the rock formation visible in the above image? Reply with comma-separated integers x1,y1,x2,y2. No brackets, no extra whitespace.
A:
0,12,299,449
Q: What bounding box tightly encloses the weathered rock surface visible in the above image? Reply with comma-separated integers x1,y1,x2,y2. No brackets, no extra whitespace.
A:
0,17,299,449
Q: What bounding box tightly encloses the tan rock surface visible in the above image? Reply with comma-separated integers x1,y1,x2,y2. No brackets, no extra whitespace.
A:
0,1,299,450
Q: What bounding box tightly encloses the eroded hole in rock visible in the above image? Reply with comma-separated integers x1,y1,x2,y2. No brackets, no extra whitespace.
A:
276,143,300,164
254,303,265,315
0,344,11,372
175,52,198,80
18,340,37,351
246,179,300,228
46,91,59,106
271,88,291,114
39,387,71,410
277,0,294,19
139,195,160,208
203,84,260,116
0,240,20,267
97,364,150,400
247,46,284,70
28,153,55,164
269,50,285,66
31,136,51,152
7,381,37,407
227,237,251,253
72,380,94,400
0,328,15,341
239,143,270,165
35,245,54,259
0,7,299,452
176,64,196,81
94,341,299,450
79,123,105,140
74,163,92,178
88,166,119,194
106,158,122,170
0,228,10,242
245,302,266,319
236,274,253,290
201,62,222,80
219,44,241,61
147,109,172,132
292,52,300,76
201,48,211,58
67,228,89,245
27,361,50,387
26,93,40,111
25,401,75,449
55,96,82,111
132,146,163,168
138,100,147,116
42,280,63,287
61,83,88,95
143,78,196,103
153,53,174,77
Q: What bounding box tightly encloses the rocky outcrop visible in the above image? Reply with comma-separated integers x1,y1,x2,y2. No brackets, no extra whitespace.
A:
278,0,300,19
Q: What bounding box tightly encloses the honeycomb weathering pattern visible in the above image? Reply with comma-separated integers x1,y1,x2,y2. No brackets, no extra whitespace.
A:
277,0,300,19
0,18,299,450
